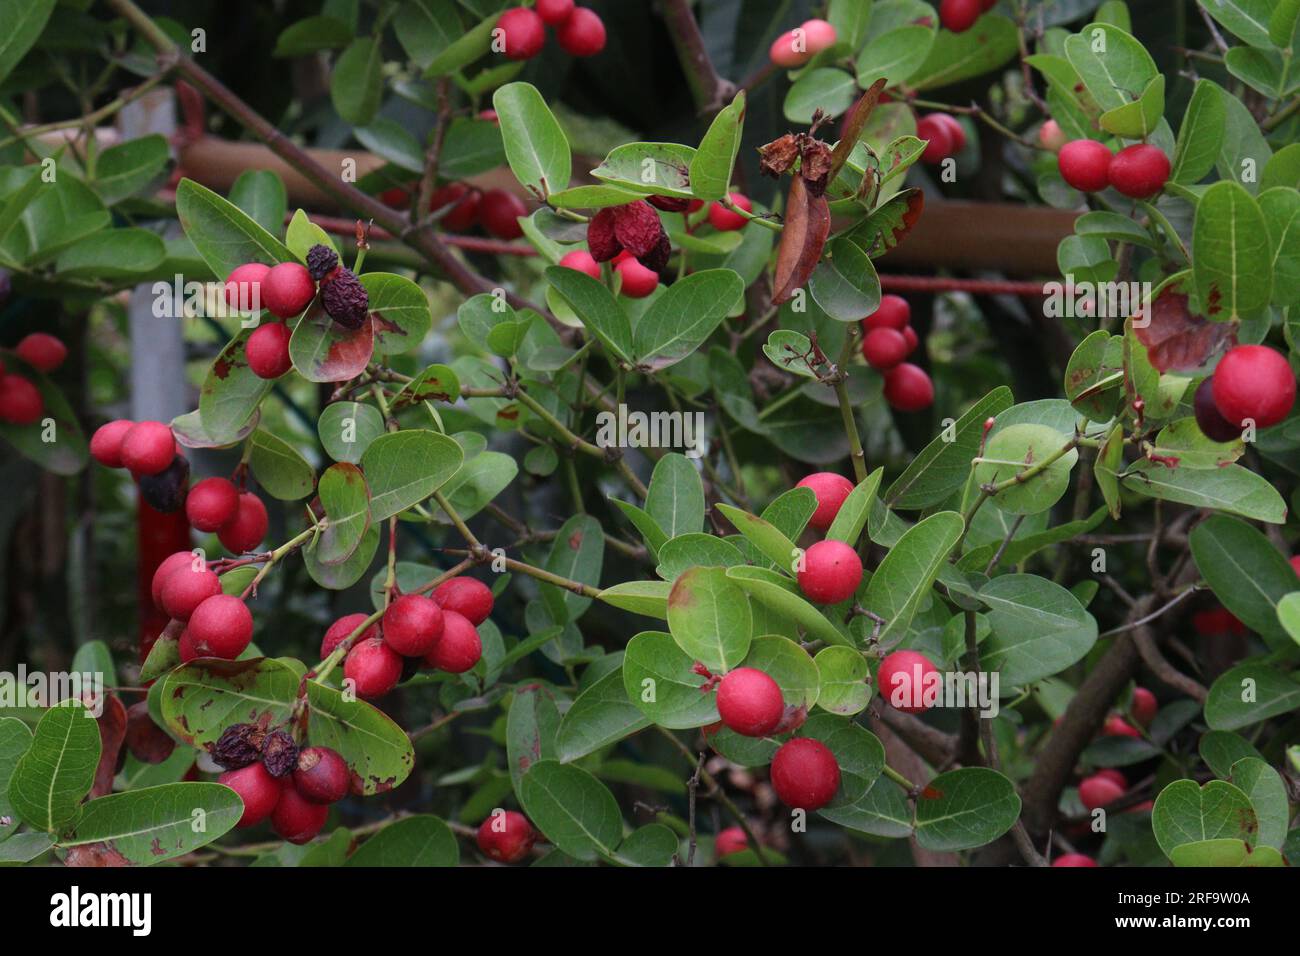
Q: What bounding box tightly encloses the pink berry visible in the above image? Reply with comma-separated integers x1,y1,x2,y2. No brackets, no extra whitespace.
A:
188,594,254,659
862,295,910,330
556,7,606,57
714,826,749,857
1058,139,1113,193
218,492,268,554
932,113,966,152
219,762,281,828
15,332,67,372
716,667,785,737
477,810,536,863
797,539,863,604
320,612,377,659
90,419,135,468
245,322,293,379
382,594,444,657
151,551,200,611
769,30,812,68
293,746,350,804
878,650,940,714
795,472,856,531
479,189,528,240
916,115,955,163
497,7,546,60
534,0,574,26
344,636,403,698
1107,144,1170,199
1078,772,1125,810
708,193,751,232
1052,853,1097,867
261,262,315,319
1212,345,1296,429
160,564,222,621
1039,119,1067,152
423,610,482,673
0,375,41,425
559,249,602,279
1103,715,1141,738
883,363,935,412
431,576,494,626
185,477,239,532
798,18,837,54
429,183,481,232
770,738,841,810
224,262,271,312
862,327,911,370
271,778,329,844
616,258,659,298
1130,687,1157,726
120,420,176,476
940,0,982,32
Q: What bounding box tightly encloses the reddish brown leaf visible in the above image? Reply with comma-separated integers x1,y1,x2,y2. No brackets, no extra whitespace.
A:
772,176,830,305
92,695,127,798
1133,289,1237,373
830,78,888,180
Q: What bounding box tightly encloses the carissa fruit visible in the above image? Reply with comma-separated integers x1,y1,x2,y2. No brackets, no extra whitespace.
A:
616,257,659,298
185,476,239,532
883,363,935,412
1107,144,1170,200
382,593,444,656
152,550,201,611
15,332,66,372
534,0,574,26
160,563,222,621
293,746,350,804
219,762,281,828
89,419,135,468
915,115,954,164
479,189,528,240
862,327,910,370
877,650,940,714
863,295,910,330
431,576,494,625
558,249,601,279
320,612,378,659
224,262,270,312
218,492,269,554
1057,139,1113,193
1052,854,1097,867
939,0,982,32
120,420,176,476
795,472,855,531
707,193,751,232
496,6,545,60
271,779,329,844
477,810,536,863
714,827,749,857
1211,344,1296,429
715,667,784,737
344,636,404,698
245,321,293,378
769,737,841,810
1078,772,1125,810
424,610,482,673
556,7,606,57
797,540,863,604
187,594,254,659
261,261,316,319
429,182,481,232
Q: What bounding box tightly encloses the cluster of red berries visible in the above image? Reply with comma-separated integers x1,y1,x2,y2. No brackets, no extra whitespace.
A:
1057,139,1171,200
783,472,864,609
329,576,493,699
861,295,934,412
0,332,66,425
939,0,997,33
1194,344,1296,440
426,183,529,241
916,112,966,164
476,809,537,863
768,18,837,67
150,550,255,661
216,725,351,844
497,1,606,60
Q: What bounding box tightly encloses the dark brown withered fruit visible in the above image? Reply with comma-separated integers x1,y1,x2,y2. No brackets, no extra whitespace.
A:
261,729,300,778
212,723,263,770
306,244,339,282
321,269,370,330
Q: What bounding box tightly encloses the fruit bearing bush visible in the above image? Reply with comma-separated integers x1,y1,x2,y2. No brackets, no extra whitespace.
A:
0,0,1298,871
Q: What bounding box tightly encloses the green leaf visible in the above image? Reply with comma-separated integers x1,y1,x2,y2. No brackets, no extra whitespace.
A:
393,0,461,69
317,401,385,464
304,681,417,794
1199,730,1264,778
1227,757,1288,849
1260,186,1300,308
518,760,623,862
808,237,881,322
716,503,801,573
826,468,883,546
331,37,384,126
439,116,508,180
783,68,858,124
0,717,33,843
249,429,316,500
616,823,677,867
1193,181,1273,322
819,778,913,838
622,631,719,729
973,423,1077,515
1099,74,1164,139
912,13,1018,90
609,498,668,558
362,272,433,355
175,178,293,280
0,0,55,87
361,429,464,521
274,15,354,57
424,7,496,77
666,567,752,672
633,270,744,371
493,82,571,198
743,635,821,712
1190,515,1296,648
1200,0,1275,47
802,713,885,806
690,90,745,201
289,301,373,383
1277,592,1300,647
161,659,296,747
645,453,704,539
541,514,604,622
979,574,1098,686
590,142,696,199
93,134,171,205
1120,460,1286,524
814,646,872,716
914,767,1021,851
886,387,1013,509
863,511,964,646
8,701,101,833
507,684,563,793
1169,839,1284,867
54,228,166,280
656,534,745,581
1204,663,1300,730
317,462,372,565
60,783,242,864
1063,23,1157,112
544,267,634,364
1152,778,1257,860
726,566,853,648
228,170,288,237
855,24,935,88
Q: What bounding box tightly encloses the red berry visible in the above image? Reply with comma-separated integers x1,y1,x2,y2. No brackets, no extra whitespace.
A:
716,667,784,737
321,613,377,659
271,778,329,844
185,477,239,532
1108,144,1170,199
477,109,499,124
15,332,66,372
862,327,911,370
616,258,659,298
188,594,254,659
1078,772,1125,810
261,262,315,319
424,610,482,673
1052,853,1097,867
1130,687,1157,726
219,762,281,828
1192,606,1246,637
0,374,43,425
151,551,199,611
558,249,602,279
245,322,293,379
497,7,545,60
160,564,221,621
795,472,855,531
863,295,910,330
878,650,940,714
1058,139,1113,192
916,115,955,163
1103,714,1140,738
797,539,863,604
1212,344,1296,429
479,189,528,240
218,492,268,554
344,636,403,698
770,30,811,68
431,576,494,625
224,262,271,312
1095,768,1127,790
883,363,934,412
178,628,198,663
1194,377,1240,442
901,325,919,355
476,810,536,863
382,594,444,656
534,0,574,26
770,737,841,810
714,826,749,857
708,193,751,231
429,183,481,232
293,746,349,804
940,0,982,32
379,186,411,209
120,420,176,476
556,7,606,57
799,18,837,54
89,419,134,468
1039,119,1067,152
932,113,967,152
1290,555,1300,578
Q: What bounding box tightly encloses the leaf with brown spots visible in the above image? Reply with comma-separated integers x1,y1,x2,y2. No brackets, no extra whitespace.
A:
1132,289,1237,373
